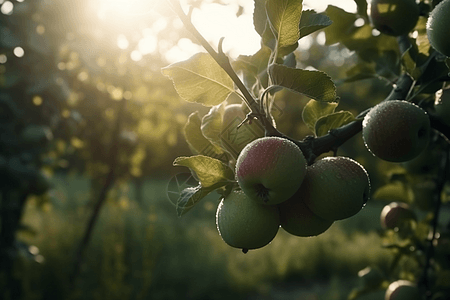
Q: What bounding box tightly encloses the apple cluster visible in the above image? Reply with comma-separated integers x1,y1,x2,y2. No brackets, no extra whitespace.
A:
215,136,371,252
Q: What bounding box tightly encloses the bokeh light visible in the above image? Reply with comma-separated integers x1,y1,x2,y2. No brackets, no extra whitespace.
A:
13,46,24,57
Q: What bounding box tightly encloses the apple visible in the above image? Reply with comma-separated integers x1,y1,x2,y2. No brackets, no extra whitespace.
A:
278,189,334,237
215,189,280,251
434,87,450,126
220,103,265,157
362,100,431,162
427,0,450,57
380,202,416,230
368,0,419,36
302,156,371,221
385,280,421,300
235,136,307,205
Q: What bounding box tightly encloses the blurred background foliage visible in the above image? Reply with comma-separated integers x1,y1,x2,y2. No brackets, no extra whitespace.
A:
0,0,448,299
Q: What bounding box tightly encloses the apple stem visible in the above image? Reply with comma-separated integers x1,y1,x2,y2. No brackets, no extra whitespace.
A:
255,184,270,203
242,248,249,254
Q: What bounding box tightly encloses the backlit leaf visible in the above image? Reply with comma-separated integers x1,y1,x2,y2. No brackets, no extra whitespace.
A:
302,99,338,134
176,182,226,217
268,64,337,102
162,53,234,106
201,104,225,148
299,10,333,39
173,155,235,188
266,0,303,48
315,111,355,136
184,112,226,160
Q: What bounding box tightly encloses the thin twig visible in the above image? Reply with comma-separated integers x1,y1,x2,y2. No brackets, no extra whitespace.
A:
70,97,127,286
166,0,281,136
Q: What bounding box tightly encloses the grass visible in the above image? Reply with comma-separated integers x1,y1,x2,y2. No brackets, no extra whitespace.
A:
14,172,392,300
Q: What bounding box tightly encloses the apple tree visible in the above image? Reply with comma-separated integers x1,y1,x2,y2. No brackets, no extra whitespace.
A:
163,0,450,299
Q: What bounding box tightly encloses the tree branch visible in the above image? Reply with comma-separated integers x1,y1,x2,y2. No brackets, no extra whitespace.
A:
167,0,281,136
295,73,415,164
70,97,127,286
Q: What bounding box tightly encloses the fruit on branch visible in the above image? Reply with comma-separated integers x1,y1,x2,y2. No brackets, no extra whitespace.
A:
385,280,421,300
215,189,280,251
434,87,450,126
220,103,264,157
380,202,416,229
427,0,450,57
368,0,419,36
302,156,371,221
235,137,307,205
362,100,431,162
278,190,334,237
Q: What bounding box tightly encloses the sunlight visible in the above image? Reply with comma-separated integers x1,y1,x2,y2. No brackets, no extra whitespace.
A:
97,0,157,17
88,0,359,64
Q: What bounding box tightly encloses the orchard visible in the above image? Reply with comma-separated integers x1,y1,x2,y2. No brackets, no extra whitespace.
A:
1,0,450,299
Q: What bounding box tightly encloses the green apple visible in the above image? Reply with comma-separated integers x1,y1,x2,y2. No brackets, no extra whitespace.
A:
368,0,419,36
385,280,421,300
302,156,371,221
278,189,333,237
434,87,450,126
220,103,265,157
362,100,431,162
216,189,280,251
380,202,416,229
236,137,307,205
427,0,450,57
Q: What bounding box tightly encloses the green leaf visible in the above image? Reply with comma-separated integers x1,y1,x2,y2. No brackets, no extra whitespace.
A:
302,99,338,134
299,10,333,39
184,112,226,159
323,6,398,63
232,46,272,81
401,47,422,80
176,182,225,217
315,111,355,137
173,155,235,188
161,53,234,106
266,0,303,48
335,63,377,85
323,5,357,46
268,64,337,102
232,46,272,93
253,0,267,37
201,104,225,148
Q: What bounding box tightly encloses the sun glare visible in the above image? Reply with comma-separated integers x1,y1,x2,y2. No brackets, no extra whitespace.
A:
89,0,358,64
97,0,157,17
